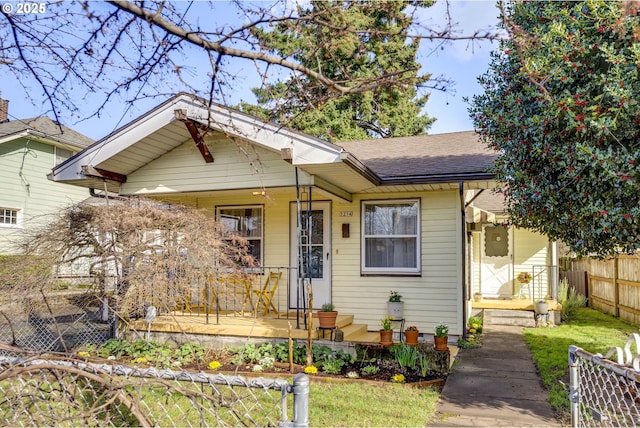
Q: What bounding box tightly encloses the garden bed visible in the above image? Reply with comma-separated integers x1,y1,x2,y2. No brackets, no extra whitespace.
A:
80,338,452,386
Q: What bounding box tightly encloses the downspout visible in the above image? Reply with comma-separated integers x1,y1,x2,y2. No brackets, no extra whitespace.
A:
459,181,467,341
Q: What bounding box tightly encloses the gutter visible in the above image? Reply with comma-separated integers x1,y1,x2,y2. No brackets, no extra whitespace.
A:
381,172,495,186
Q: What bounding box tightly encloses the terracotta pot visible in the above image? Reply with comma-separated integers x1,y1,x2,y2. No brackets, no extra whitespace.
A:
405,330,419,346
379,329,393,346
434,336,448,351
317,311,338,328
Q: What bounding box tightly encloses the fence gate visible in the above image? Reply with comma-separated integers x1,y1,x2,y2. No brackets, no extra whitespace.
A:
569,335,640,427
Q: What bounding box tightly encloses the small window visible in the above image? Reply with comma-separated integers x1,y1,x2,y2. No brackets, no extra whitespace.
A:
55,147,74,165
485,225,509,257
0,208,20,228
217,206,263,265
362,199,420,275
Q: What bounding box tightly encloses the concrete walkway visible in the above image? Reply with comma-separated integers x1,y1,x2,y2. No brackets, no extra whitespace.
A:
428,325,564,427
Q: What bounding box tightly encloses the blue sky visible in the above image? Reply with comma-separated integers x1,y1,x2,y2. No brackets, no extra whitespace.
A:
0,1,501,140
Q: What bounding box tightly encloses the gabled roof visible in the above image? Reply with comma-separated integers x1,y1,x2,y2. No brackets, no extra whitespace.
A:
0,116,94,148
337,131,497,184
49,93,497,196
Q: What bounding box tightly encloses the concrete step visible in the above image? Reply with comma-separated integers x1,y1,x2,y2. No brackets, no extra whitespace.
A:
484,309,535,327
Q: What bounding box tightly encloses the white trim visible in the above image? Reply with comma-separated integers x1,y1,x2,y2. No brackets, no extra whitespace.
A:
51,94,347,183
216,204,264,265
361,198,421,275
0,207,22,229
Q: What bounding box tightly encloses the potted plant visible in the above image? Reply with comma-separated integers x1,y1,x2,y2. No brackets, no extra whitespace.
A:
317,302,338,328
434,322,449,351
535,299,549,315
387,290,404,319
404,325,419,346
379,315,394,346
517,271,532,284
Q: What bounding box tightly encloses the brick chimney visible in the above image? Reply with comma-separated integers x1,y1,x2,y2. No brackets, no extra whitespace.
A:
0,98,8,123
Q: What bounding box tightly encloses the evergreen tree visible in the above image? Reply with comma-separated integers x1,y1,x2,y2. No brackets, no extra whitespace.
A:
244,1,436,141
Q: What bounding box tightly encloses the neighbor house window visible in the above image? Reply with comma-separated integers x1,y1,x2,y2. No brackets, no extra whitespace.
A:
217,206,263,265
362,199,420,274
55,147,74,165
0,208,20,228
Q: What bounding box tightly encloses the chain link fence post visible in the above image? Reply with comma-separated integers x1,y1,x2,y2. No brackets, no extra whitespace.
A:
290,373,309,427
569,345,580,428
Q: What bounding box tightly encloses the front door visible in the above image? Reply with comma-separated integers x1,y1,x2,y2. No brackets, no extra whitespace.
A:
481,224,513,298
289,201,331,310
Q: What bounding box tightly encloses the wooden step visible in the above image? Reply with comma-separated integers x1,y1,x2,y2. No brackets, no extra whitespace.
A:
344,328,380,343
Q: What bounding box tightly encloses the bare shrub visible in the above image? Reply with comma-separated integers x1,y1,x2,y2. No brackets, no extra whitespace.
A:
6,197,255,320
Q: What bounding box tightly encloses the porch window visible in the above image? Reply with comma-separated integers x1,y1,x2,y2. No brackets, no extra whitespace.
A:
217,206,263,264
0,208,20,228
362,199,420,275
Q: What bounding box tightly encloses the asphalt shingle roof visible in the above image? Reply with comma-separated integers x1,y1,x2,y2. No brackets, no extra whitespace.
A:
0,117,93,148
337,130,497,179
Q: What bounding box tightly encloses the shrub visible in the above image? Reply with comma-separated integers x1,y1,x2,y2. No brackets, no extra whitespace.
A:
558,278,586,321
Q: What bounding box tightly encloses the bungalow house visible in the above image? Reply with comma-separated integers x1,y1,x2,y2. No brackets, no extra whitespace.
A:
48,93,558,341
0,98,94,256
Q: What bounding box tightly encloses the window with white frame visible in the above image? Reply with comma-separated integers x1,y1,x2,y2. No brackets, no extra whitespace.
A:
217,206,263,265
0,208,21,227
362,199,420,274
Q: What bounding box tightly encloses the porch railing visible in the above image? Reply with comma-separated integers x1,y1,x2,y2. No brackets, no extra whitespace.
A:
518,264,559,303
181,266,301,324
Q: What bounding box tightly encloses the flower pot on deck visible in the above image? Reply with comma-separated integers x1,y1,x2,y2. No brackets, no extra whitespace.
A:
535,301,549,315
379,329,393,346
405,330,419,346
434,336,449,351
317,311,338,328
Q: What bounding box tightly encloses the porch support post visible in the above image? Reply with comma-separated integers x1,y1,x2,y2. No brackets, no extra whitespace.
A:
459,181,467,341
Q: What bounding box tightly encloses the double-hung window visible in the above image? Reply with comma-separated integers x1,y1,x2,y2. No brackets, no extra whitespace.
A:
0,208,21,228
217,206,263,265
362,199,420,275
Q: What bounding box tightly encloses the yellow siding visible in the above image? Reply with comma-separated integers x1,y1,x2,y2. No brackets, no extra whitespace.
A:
123,137,298,195
513,227,549,300
331,190,462,336
166,189,464,336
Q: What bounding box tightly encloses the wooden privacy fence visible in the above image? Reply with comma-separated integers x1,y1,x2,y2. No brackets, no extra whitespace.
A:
571,255,640,325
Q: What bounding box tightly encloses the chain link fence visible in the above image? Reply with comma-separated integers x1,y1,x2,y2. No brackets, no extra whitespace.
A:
0,354,309,427
569,334,640,427
0,289,112,353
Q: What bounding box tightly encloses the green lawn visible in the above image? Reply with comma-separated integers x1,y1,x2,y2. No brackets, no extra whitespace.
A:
309,382,440,427
524,307,637,416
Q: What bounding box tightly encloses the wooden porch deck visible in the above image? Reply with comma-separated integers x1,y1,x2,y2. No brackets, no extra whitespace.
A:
130,311,381,343
472,297,562,312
